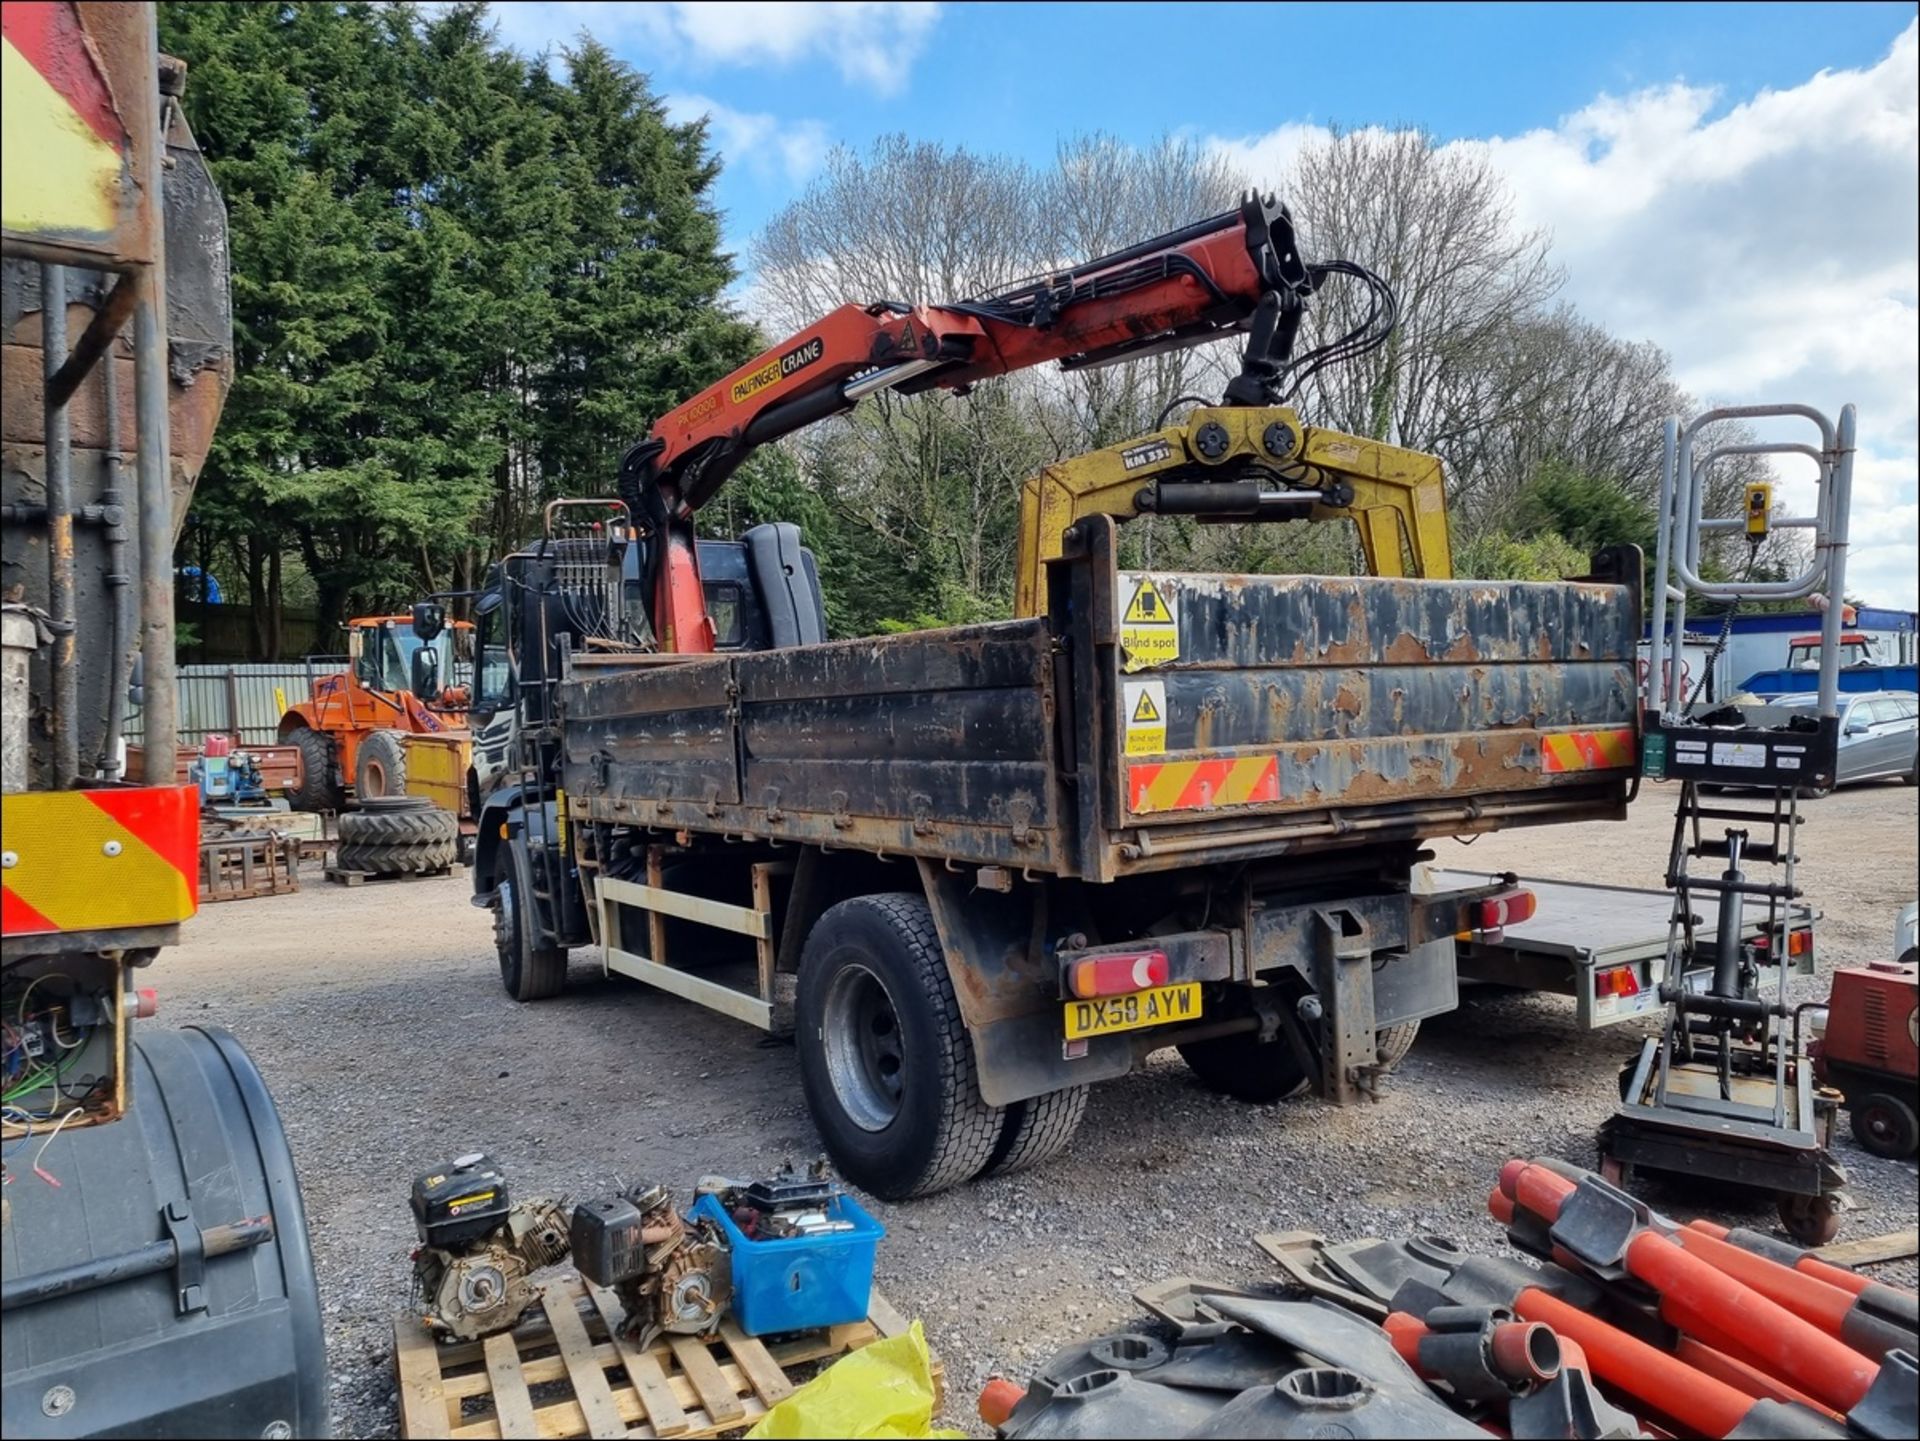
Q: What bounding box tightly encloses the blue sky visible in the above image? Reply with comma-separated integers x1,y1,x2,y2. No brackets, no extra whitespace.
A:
484,3,1920,609
487,2,1915,248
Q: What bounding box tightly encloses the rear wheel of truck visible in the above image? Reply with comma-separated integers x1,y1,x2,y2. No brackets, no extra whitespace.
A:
983,1085,1088,1177
495,846,567,1002
1374,1022,1421,1071
285,725,341,811
796,894,1005,1200
1177,1032,1311,1102
355,728,410,798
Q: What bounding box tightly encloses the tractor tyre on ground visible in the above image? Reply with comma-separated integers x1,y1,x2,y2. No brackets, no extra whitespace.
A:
355,729,410,799
1850,1091,1919,1160
337,802,456,848
286,726,341,812
983,1085,1089,1178
796,894,1005,1200
1178,1032,1312,1102
334,838,456,876
494,850,567,1002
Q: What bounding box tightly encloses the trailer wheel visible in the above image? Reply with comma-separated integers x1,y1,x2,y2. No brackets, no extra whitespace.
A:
1177,1033,1311,1102
285,725,341,811
355,728,410,798
1777,1191,1842,1247
983,1085,1089,1177
1850,1092,1919,1159
495,866,567,1002
796,894,1005,1199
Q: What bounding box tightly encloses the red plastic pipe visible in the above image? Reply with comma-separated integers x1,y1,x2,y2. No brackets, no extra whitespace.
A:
1674,1337,1841,1419
1499,1163,1879,1414
1673,1227,1858,1336
1513,1288,1753,1438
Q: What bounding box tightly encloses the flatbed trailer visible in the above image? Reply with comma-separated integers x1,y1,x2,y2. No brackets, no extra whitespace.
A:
1440,870,1817,1029
473,519,1646,1198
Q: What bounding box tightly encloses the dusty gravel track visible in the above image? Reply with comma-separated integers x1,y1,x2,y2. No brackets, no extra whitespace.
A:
162,779,1917,1436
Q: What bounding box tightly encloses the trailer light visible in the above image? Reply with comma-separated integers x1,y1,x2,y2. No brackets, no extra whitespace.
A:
1787,928,1813,958
1067,950,1169,999
1475,889,1536,931
1596,967,1640,998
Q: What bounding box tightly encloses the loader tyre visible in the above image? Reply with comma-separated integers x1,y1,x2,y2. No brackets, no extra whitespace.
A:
796,894,1006,1200
337,800,457,848
1178,1032,1311,1102
355,728,409,799
982,1085,1088,1177
495,856,567,1002
285,725,341,811
1375,1022,1421,1070
336,838,456,875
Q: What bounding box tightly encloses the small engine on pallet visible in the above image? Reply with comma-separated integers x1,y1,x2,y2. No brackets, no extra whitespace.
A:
410,1153,570,1341
570,1184,732,1348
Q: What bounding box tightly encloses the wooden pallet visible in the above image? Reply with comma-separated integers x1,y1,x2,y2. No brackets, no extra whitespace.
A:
200,830,300,902
395,1272,933,1440
327,861,465,887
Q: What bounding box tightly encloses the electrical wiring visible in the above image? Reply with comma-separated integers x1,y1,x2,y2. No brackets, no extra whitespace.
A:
30,1105,83,1186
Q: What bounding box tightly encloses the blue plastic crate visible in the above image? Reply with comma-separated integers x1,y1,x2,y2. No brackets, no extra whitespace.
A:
690,1191,884,1336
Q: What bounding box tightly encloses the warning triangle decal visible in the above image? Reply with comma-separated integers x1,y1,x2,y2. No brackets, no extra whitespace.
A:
1124,580,1170,624
1131,689,1161,724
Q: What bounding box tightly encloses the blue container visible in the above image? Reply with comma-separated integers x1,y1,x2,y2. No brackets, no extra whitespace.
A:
691,1191,885,1336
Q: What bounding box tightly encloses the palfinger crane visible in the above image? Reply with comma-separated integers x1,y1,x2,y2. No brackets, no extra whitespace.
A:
615,194,1452,652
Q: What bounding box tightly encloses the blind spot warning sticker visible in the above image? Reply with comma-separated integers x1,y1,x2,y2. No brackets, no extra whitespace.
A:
1120,575,1179,672
1123,679,1167,756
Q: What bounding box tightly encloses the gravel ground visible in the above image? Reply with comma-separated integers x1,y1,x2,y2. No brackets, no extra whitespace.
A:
164,779,1918,1438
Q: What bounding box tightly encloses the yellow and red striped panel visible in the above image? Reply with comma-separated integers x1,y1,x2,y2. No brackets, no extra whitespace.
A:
1,1,127,238
1,786,198,936
1130,756,1279,814
1541,726,1636,774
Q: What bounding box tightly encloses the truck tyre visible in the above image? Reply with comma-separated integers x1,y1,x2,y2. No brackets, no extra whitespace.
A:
285,725,341,811
1375,1022,1421,1071
495,866,567,1002
337,802,457,874
1178,1032,1311,1102
1850,1092,1918,1159
983,1085,1088,1177
355,728,409,799
796,894,1006,1200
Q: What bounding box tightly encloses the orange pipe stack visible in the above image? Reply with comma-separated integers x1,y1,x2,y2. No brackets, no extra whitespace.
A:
1488,1158,1916,1434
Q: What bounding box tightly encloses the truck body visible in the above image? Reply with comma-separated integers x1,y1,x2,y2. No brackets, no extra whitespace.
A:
473,514,1644,1196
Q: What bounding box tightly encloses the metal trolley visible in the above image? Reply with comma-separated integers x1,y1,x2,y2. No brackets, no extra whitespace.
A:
1603,402,1857,1245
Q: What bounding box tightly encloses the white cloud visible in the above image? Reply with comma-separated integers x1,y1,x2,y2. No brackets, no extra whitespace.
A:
484,1,941,94
1210,21,1919,610
665,93,828,186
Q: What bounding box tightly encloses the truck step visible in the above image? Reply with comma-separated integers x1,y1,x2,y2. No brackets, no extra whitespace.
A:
1686,804,1802,826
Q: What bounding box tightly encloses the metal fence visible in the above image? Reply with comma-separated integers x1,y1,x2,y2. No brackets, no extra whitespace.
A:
124,660,345,747
124,657,478,747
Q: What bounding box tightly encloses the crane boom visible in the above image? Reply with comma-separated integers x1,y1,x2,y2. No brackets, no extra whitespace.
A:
616,194,1411,652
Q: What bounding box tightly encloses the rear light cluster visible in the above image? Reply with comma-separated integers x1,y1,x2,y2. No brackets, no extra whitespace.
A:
1475,888,1537,931
1066,950,1168,999
1752,928,1814,958
1596,967,1641,998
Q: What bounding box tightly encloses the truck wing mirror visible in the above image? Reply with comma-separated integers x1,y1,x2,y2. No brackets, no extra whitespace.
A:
411,645,442,702
411,600,447,642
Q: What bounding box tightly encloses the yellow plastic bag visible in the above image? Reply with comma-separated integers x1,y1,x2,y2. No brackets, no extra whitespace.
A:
746,1320,962,1440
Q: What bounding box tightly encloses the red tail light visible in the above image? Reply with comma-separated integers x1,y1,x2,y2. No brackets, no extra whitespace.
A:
1067,950,1169,999
1595,966,1640,998
1787,928,1813,958
1475,888,1537,931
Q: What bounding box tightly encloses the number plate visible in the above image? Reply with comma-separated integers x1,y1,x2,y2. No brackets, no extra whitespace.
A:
1063,983,1202,1040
